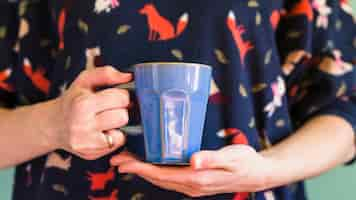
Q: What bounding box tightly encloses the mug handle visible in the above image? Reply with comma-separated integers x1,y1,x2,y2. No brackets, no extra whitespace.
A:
115,81,144,135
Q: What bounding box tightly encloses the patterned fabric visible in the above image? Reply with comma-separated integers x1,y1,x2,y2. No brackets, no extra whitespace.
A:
0,0,355,200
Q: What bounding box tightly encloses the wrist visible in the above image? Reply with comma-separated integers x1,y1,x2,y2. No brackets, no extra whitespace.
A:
34,98,63,151
259,149,286,190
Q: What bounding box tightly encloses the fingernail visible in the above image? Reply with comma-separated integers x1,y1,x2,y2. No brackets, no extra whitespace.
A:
194,158,203,170
118,167,127,173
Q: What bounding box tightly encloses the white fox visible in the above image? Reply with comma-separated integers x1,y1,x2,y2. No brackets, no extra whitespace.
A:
94,0,120,14
264,76,286,117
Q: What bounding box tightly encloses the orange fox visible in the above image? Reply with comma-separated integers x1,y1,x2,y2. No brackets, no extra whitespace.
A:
227,11,254,65
233,192,250,200
216,128,249,145
58,8,66,50
89,189,118,200
0,68,14,92
209,78,230,104
139,3,189,41
270,10,281,30
283,0,314,22
87,167,116,191
23,58,50,95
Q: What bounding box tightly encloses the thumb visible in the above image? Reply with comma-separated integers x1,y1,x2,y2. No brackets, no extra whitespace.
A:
73,66,132,90
190,149,235,171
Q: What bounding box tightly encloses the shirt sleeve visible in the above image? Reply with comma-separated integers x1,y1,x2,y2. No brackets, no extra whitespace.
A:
277,0,356,132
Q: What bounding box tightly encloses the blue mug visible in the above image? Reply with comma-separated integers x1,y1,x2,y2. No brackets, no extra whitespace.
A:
132,62,212,164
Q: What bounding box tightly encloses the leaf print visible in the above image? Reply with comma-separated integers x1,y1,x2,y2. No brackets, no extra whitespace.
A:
0,26,7,39
335,20,342,31
19,1,28,17
78,19,89,33
171,49,184,60
252,83,267,93
258,130,272,149
255,12,262,25
59,83,68,96
248,117,255,128
336,81,347,97
214,49,229,64
45,152,72,171
275,119,285,127
239,84,248,98
65,56,71,70
121,174,135,181
52,184,68,196
248,0,259,7
85,47,102,70
117,25,131,35
264,49,272,65
40,39,51,47
19,19,30,39
131,193,145,200
287,31,302,38
25,164,32,187
18,94,30,105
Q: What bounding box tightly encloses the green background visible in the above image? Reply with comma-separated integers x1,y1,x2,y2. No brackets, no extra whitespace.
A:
0,1,355,199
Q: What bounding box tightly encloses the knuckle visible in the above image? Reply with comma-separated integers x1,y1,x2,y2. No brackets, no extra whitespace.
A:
117,89,130,106
82,155,97,161
118,109,129,125
102,67,116,81
194,176,210,188
68,135,81,151
78,69,90,80
72,94,93,112
187,191,203,198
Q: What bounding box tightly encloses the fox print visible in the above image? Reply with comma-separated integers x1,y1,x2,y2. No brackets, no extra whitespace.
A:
139,3,189,41
0,68,13,92
87,167,116,190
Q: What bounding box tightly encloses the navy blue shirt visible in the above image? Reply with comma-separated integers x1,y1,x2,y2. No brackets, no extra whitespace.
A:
0,0,355,200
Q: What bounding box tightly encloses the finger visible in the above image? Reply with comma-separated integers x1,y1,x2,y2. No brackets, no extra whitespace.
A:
110,151,137,166
191,150,234,170
94,88,130,113
141,175,201,197
86,129,126,150
73,66,132,89
96,108,129,131
118,159,193,183
77,130,126,159
189,170,233,192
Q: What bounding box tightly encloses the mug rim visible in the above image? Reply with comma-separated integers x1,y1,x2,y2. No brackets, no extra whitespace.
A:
134,62,212,69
